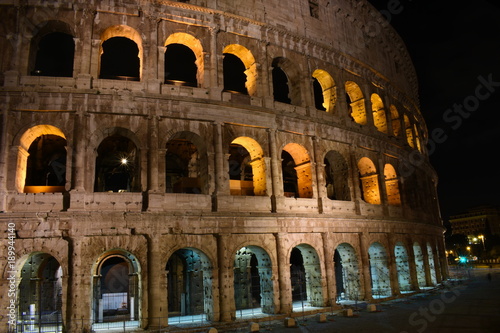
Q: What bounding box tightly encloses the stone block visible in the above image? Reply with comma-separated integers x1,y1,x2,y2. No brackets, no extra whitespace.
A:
343,308,353,317
284,317,296,327
367,304,377,312
317,313,327,323
249,322,260,332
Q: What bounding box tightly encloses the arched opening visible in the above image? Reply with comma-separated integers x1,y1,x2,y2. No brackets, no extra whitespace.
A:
92,252,140,329
165,43,198,87
272,65,290,104
228,137,267,196
334,243,360,302
384,164,401,205
272,57,301,105
368,242,391,298
413,243,426,288
390,105,401,137
282,143,313,199
17,253,63,332
312,69,336,112
290,245,323,309
394,242,412,292
324,151,350,201
223,44,258,96
312,78,325,111
233,246,274,316
31,32,74,77
17,125,67,193
94,133,139,192
28,20,74,77
371,94,388,133
427,243,437,285
164,33,204,87
345,81,367,125
358,157,381,205
223,53,247,94
24,134,67,193
166,248,214,322
99,36,140,80
166,138,205,194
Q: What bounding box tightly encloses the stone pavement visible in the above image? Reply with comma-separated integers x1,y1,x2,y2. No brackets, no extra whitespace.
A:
227,267,500,333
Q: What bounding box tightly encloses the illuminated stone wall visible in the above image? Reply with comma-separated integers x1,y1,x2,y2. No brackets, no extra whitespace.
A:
0,0,446,331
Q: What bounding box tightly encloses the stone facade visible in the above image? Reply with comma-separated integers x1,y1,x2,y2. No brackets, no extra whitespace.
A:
0,0,447,331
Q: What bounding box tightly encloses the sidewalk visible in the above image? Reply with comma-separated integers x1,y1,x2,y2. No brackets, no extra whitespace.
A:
226,267,500,333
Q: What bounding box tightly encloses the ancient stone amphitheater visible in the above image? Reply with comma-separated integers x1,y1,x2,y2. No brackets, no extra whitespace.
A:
0,0,447,331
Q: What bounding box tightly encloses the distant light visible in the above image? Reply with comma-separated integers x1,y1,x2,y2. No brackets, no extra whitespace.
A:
458,257,468,264
121,158,128,165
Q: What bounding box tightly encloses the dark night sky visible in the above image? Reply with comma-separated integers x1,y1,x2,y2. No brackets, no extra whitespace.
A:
367,0,500,222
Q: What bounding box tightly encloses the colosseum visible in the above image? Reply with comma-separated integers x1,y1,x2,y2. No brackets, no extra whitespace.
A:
0,0,448,331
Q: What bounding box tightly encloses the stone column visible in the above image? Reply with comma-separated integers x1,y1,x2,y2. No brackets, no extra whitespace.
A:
216,234,235,322
362,82,375,128
70,113,88,201
268,129,282,212
349,147,362,215
313,136,326,211
377,157,389,213
432,245,443,284
148,235,168,328
406,239,420,291
148,116,159,192
207,25,220,96
358,232,372,300
274,233,292,314
386,235,400,296
212,122,229,197
421,244,433,287
322,232,336,306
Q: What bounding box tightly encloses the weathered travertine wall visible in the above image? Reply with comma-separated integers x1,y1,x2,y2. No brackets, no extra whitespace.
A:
0,1,446,332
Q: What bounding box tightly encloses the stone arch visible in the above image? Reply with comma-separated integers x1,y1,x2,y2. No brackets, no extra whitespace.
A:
371,93,388,133
390,105,401,137
233,245,275,314
290,244,323,308
228,137,267,196
28,20,75,77
165,131,209,194
272,57,301,106
368,242,391,298
413,242,426,288
324,150,350,201
165,248,214,321
394,242,412,292
16,125,67,193
165,33,204,86
91,250,141,329
16,252,64,331
282,143,313,198
334,243,360,301
312,69,336,112
345,81,367,125
93,127,141,192
384,164,401,206
99,25,143,80
358,157,381,205
223,44,257,96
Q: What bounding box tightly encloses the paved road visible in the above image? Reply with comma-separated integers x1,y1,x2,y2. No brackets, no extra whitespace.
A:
251,267,500,333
